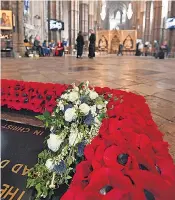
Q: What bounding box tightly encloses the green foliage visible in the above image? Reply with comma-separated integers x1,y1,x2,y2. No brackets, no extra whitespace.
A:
26,82,109,200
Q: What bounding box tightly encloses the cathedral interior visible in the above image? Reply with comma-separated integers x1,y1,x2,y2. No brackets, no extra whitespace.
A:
1,0,175,55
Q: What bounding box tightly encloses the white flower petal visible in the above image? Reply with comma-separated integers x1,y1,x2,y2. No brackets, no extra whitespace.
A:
47,134,63,152
79,103,90,115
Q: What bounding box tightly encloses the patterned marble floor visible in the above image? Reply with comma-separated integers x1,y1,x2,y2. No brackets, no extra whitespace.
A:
1,55,175,160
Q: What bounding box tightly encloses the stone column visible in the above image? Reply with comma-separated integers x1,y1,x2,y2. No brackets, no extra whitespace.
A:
48,0,51,42
144,1,151,42
56,0,63,41
88,1,94,31
68,0,79,47
152,1,162,43
50,1,57,42
79,1,89,40
11,0,25,56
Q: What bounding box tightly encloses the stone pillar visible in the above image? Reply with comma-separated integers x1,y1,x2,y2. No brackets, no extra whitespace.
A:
144,1,151,42
93,0,97,32
56,0,63,41
50,1,57,42
69,0,79,47
11,0,25,56
152,1,162,43
88,1,94,31
79,1,89,40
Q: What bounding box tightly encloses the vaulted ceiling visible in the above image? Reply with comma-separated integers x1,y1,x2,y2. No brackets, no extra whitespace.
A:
106,1,130,16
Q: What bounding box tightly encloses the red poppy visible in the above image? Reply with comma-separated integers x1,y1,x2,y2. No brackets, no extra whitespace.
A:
124,170,175,200
84,144,95,161
103,145,132,170
84,168,132,198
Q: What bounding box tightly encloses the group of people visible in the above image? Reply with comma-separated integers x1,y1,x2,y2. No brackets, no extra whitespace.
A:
24,36,65,57
24,30,96,59
76,30,96,59
135,40,169,59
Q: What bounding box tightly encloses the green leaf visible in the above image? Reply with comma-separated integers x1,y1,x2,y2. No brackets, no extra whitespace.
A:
45,120,49,127
48,190,54,199
43,111,50,118
36,183,42,197
66,175,72,180
26,178,35,188
78,82,84,89
67,157,73,165
36,115,45,121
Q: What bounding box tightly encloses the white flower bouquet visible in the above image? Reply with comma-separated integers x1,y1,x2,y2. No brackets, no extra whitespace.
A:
27,81,108,199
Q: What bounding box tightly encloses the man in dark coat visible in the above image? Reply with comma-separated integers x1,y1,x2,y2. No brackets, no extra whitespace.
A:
117,42,123,56
88,30,96,58
76,31,84,58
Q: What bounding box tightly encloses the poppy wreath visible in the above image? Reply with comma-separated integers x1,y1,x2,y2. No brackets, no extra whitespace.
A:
62,89,175,200
1,79,68,113
1,79,175,200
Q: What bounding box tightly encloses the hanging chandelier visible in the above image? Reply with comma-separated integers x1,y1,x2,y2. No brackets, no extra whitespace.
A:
127,3,133,20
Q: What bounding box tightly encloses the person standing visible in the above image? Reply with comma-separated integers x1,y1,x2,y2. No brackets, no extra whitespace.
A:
138,41,144,56
154,40,159,59
76,31,84,58
88,30,96,59
117,42,123,56
135,42,141,56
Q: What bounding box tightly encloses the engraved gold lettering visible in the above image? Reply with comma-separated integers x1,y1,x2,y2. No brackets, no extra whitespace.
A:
8,125,13,130
23,128,30,133
3,186,19,200
11,126,19,131
33,130,43,136
0,184,10,198
12,164,23,174
0,160,10,168
22,165,31,176
16,127,25,132
17,191,25,200
1,124,8,129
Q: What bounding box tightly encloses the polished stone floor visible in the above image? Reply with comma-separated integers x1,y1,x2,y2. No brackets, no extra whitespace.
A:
1,55,175,160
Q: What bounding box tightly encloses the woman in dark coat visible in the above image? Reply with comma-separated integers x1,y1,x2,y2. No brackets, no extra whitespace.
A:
76,31,84,58
88,30,96,58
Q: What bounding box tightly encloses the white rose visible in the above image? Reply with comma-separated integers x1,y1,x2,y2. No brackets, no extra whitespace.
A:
89,90,98,100
69,131,78,146
69,91,79,102
45,159,54,171
47,134,63,152
97,104,105,110
61,93,68,100
79,103,90,115
64,108,77,122
90,105,97,117
73,86,79,92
